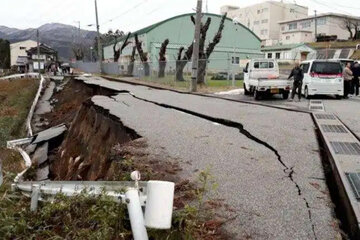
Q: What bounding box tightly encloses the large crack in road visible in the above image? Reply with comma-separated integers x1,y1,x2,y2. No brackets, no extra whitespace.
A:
107,91,318,239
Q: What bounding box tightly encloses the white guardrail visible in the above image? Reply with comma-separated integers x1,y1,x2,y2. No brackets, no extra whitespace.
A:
11,171,175,240
0,73,39,80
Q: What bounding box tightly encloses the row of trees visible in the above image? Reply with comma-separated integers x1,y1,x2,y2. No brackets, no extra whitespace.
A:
112,14,227,84
0,39,10,69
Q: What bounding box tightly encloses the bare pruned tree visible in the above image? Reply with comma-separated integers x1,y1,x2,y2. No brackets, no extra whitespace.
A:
127,46,136,75
197,14,227,84
158,39,169,78
72,45,85,61
341,18,360,40
175,16,211,81
134,33,150,76
113,32,131,62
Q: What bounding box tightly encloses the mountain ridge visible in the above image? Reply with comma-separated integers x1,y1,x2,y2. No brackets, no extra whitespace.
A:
0,23,97,60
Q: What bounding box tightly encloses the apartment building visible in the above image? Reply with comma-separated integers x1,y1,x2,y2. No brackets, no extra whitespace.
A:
220,1,308,46
279,13,360,44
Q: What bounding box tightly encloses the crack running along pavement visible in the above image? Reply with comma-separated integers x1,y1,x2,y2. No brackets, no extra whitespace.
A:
109,91,318,239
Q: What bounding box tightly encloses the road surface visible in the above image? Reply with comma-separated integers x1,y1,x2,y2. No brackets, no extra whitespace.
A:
77,76,340,239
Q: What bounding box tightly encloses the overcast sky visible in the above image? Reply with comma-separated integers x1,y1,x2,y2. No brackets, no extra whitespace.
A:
1,0,360,33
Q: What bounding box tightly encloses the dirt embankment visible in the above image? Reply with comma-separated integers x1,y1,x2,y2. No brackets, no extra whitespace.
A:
51,100,140,180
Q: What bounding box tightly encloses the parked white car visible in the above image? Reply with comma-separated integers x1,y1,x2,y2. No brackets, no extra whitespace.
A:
243,59,291,100
300,60,343,99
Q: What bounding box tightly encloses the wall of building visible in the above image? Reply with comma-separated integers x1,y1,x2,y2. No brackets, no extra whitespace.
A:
103,13,263,71
262,45,316,62
220,1,308,43
280,15,356,42
10,40,37,66
280,31,313,44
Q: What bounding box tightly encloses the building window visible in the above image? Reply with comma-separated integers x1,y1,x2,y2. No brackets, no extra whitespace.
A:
286,36,290,40
267,53,272,59
276,53,281,59
289,8,295,13
254,20,260,25
257,10,261,14
261,29,268,35
19,47,26,50
317,17,327,26
288,23,297,30
281,26,285,31
261,19,268,24
300,21,311,29
232,56,240,64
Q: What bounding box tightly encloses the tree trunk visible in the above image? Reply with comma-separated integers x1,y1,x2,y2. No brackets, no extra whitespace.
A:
197,59,207,84
158,61,166,78
127,63,134,75
176,60,187,81
128,46,136,75
158,39,169,78
143,62,150,76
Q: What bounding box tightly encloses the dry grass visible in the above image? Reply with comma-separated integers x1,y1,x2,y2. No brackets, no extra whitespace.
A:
307,40,360,49
351,50,360,60
0,78,39,174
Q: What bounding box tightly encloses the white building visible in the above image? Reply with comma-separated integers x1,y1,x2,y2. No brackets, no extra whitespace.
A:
261,43,316,63
10,40,37,66
220,1,308,46
279,13,360,44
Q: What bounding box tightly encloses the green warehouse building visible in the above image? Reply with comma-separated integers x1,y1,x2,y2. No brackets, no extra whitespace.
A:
103,13,263,73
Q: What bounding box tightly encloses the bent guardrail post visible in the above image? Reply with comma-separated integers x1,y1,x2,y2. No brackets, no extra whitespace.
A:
30,184,40,211
11,171,175,240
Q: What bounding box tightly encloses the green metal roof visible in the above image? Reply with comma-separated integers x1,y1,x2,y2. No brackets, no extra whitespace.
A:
261,43,314,51
106,13,261,46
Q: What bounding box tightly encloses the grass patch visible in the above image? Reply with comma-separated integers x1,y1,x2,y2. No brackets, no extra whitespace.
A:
106,74,244,93
0,78,39,174
0,78,39,239
307,40,360,49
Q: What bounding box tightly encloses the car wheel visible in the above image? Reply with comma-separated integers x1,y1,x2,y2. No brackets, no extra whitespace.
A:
335,95,342,100
304,87,310,99
254,90,260,100
244,83,250,95
282,91,289,100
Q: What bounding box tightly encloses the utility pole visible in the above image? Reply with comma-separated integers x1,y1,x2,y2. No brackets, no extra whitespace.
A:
95,0,102,70
37,29,40,76
314,10,317,42
190,0,202,92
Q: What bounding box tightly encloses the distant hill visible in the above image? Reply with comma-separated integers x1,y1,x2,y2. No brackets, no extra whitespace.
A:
0,23,97,60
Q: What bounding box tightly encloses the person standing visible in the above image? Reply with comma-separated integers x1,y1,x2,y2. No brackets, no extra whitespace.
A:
343,62,353,98
351,62,360,96
288,61,304,102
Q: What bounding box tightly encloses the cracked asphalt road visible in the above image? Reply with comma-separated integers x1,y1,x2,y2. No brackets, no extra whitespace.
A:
77,76,340,239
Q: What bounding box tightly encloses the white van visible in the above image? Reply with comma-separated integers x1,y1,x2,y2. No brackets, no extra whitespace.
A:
300,60,343,99
243,59,291,100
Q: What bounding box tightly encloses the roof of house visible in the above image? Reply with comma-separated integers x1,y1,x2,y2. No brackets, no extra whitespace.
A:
279,12,360,24
261,43,314,51
106,13,261,46
27,44,57,55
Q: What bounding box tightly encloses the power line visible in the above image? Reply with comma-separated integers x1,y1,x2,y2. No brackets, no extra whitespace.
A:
101,0,148,26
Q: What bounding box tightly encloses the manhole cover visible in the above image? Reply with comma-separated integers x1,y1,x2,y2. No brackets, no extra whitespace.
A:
330,142,360,155
321,124,348,133
315,114,336,120
310,100,323,104
310,106,324,110
346,173,360,200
